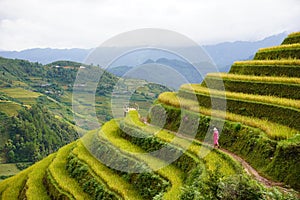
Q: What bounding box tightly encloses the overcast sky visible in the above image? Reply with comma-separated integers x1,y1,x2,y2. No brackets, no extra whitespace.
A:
0,0,299,51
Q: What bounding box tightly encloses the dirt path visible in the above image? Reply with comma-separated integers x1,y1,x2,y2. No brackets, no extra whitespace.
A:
142,121,294,193
216,147,282,187
181,134,292,192
210,145,299,196
185,136,295,194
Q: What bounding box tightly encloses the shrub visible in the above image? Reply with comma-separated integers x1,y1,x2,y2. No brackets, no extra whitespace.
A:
43,170,72,200
66,153,118,200
16,162,32,170
119,122,198,173
149,104,300,190
180,164,298,199
87,133,170,199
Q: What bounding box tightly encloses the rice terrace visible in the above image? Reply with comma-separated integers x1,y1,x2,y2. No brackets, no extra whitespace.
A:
0,27,299,200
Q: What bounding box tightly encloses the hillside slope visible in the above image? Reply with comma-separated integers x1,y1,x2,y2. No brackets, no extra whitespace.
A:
0,58,84,168
0,33,299,199
0,111,297,199
156,31,300,190
0,56,170,179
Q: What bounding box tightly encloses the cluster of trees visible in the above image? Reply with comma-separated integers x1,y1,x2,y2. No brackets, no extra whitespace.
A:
0,57,120,99
0,57,170,163
1,105,79,162
180,165,298,200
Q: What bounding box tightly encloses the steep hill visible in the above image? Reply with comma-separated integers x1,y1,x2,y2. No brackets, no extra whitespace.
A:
0,58,82,170
0,33,298,199
0,57,168,124
0,111,296,199
156,31,300,190
0,56,170,177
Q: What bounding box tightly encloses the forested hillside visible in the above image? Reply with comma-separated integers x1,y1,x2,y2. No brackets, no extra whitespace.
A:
0,104,78,163
0,57,169,179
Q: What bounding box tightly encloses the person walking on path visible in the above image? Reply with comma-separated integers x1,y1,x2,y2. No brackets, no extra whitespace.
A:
213,127,220,148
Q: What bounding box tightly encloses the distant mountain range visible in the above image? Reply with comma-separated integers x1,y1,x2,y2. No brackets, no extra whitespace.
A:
0,48,91,65
0,33,287,72
107,58,215,89
203,32,287,71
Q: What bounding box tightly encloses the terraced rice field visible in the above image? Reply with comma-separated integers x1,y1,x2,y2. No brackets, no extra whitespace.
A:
0,32,299,199
0,88,41,105
155,33,300,191
0,101,22,116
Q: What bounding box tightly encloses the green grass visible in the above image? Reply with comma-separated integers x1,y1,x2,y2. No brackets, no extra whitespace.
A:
75,133,144,200
39,96,77,126
0,88,41,105
25,154,56,200
0,153,6,164
12,80,28,87
100,120,185,200
0,165,32,199
0,101,22,116
158,92,299,139
48,142,91,200
0,163,20,177
0,88,41,99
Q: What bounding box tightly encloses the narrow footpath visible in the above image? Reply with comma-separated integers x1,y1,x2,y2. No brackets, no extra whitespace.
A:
143,120,296,194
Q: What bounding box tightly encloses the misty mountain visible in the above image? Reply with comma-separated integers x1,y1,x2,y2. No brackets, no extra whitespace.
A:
0,33,287,71
0,48,92,64
204,32,287,71
107,57,216,89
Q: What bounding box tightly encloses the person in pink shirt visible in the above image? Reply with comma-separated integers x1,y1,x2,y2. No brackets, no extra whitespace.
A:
213,127,220,148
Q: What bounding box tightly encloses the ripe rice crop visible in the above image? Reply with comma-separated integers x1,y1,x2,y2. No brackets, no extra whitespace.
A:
101,120,185,199
180,84,300,109
74,133,143,200
206,73,300,84
26,154,56,200
287,32,300,37
158,92,299,139
233,59,300,66
48,143,90,200
257,44,300,52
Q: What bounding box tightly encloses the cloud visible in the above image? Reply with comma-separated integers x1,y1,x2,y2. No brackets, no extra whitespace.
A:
0,0,299,50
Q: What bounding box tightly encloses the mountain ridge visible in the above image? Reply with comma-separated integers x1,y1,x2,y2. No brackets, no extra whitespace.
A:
0,33,287,71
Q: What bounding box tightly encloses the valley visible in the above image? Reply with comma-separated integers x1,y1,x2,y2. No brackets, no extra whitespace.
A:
0,57,169,179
